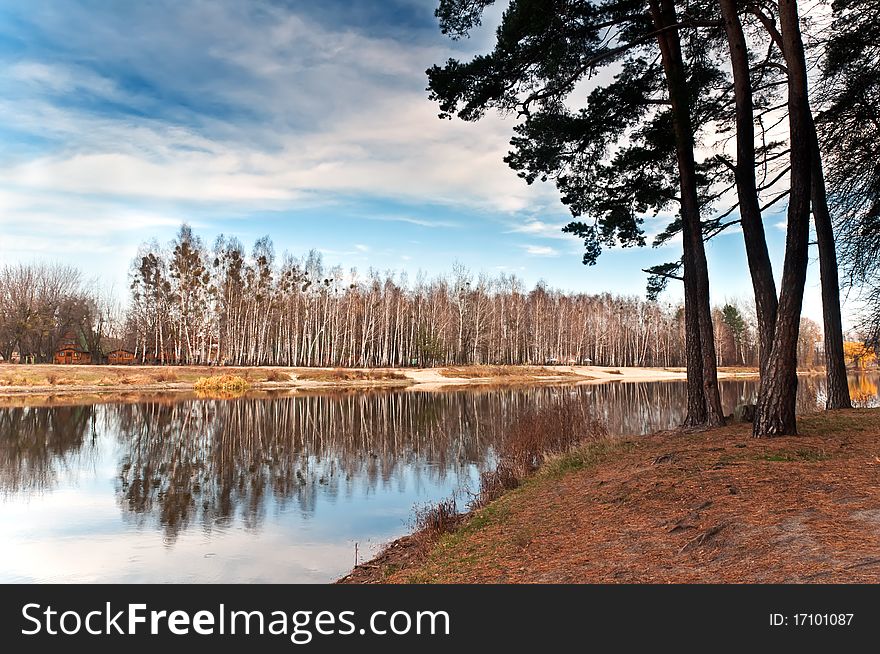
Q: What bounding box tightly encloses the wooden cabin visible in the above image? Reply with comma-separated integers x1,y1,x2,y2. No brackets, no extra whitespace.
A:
54,346,92,365
106,349,136,365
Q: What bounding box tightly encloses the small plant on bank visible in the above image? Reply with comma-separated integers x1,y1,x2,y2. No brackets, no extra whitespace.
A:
194,374,251,394
265,369,291,382
412,496,460,544
152,370,179,383
475,400,606,507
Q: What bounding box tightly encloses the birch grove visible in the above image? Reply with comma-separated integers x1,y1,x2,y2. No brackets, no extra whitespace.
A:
120,226,819,369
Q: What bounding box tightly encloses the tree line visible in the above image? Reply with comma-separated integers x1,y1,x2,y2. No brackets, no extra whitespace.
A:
427,0,880,436
126,226,823,368
1,236,827,370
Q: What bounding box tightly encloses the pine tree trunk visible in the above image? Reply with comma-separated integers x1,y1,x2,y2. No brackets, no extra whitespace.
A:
651,0,724,426
808,117,852,409
683,254,708,426
754,0,813,437
721,0,779,376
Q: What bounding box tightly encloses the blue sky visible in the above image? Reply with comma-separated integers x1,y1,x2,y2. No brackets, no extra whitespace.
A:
0,0,833,323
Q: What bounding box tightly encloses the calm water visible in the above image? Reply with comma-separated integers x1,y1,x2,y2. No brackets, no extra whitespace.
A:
1,373,877,583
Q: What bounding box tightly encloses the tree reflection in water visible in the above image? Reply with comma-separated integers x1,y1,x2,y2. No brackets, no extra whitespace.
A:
113,392,513,539
0,374,876,542
0,405,97,495
848,374,880,407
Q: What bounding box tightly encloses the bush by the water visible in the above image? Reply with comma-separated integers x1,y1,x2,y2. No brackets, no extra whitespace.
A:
413,399,606,544
476,400,606,507
412,496,460,543
194,375,251,393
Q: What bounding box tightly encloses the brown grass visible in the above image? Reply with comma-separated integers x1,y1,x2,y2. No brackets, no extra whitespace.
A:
476,401,606,507
440,365,578,379
295,368,407,382
193,374,251,393
265,369,291,382
412,497,461,545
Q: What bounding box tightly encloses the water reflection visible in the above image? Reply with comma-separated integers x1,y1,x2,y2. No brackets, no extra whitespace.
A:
113,393,509,539
0,405,98,496
0,373,877,582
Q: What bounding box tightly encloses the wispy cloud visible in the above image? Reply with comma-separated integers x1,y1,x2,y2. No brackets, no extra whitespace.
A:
0,1,556,215
522,245,559,257
507,219,569,240
363,215,461,229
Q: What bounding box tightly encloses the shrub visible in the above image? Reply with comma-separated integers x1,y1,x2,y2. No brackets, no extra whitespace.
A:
475,400,606,507
265,369,291,382
412,497,460,543
194,375,251,393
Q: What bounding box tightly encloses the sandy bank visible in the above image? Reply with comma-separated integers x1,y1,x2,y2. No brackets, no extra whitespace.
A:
0,363,769,402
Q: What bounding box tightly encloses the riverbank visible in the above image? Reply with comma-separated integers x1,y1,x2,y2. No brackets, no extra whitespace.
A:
339,408,880,583
0,363,766,401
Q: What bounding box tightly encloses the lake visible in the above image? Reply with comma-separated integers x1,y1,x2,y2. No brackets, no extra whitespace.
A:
1,373,877,583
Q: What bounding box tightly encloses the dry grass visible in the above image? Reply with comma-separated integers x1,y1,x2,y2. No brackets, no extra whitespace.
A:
412,497,461,545
476,401,606,507
440,365,578,379
0,374,37,387
265,369,291,382
193,374,251,393
295,368,407,382
0,364,259,390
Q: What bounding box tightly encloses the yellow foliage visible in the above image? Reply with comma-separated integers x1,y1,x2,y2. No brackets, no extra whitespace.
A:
843,342,877,369
848,375,879,406
193,375,251,394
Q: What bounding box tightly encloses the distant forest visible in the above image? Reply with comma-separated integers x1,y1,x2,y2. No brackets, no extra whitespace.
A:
0,225,837,369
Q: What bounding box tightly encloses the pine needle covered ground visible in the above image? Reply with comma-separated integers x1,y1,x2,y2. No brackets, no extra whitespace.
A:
341,409,880,584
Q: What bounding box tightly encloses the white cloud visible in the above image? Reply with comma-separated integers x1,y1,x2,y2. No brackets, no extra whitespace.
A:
364,215,461,229
0,3,559,217
507,219,569,240
522,245,559,257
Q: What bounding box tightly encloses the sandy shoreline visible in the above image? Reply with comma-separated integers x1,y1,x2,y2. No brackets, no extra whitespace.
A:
0,363,775,405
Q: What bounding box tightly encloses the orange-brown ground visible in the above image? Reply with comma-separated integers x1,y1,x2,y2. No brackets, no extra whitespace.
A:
341,409,880,583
